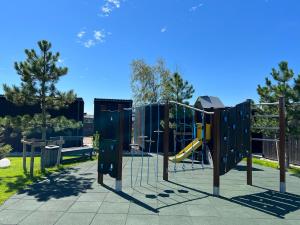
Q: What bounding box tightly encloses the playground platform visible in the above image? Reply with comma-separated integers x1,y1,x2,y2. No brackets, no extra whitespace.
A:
0,154,300,225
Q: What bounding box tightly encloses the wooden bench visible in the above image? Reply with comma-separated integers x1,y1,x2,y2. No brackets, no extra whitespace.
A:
50,136,94,165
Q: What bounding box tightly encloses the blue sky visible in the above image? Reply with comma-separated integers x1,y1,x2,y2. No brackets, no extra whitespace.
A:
0,0,299,114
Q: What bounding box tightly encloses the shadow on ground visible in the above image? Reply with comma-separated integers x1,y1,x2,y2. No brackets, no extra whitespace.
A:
9,167,94,201
103,184,159,213
165,180,300,219
233,165,264,171
229,189,300,218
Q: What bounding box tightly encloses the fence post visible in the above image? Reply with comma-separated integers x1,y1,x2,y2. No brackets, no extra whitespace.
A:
56,136,63,167
212,108,221,196
116,104,124,192
41,144,45,173
247,100,252,185
22,137,27,172
163,102,169,181
30,145,35,177
279,96,286,193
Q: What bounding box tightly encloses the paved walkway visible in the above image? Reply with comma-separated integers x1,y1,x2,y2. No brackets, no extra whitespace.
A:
0,155,300,225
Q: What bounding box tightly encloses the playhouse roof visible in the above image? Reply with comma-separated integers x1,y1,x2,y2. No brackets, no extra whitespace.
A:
194,96,225,110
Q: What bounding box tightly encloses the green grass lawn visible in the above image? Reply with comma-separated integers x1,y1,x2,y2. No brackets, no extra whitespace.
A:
250,157,300,178
0,156,96,205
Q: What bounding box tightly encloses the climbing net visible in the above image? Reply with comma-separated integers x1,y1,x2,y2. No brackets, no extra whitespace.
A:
130,101,214,187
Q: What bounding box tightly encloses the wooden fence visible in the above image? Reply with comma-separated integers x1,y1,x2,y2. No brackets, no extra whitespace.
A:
263,136,300,166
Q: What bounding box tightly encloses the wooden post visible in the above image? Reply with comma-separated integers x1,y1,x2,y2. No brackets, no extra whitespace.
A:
56,136,63,166
116,104,124,191
41,145,45,173
30,145,35,177
212,108,221,196
247,99,252,186
98,105,106,185
22,137,27,172
279,96,286,193
163,102,169,181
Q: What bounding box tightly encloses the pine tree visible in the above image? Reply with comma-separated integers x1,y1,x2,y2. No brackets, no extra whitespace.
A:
0,125,12,159
3,40,77,141
256,61,300,135
166,72,195,104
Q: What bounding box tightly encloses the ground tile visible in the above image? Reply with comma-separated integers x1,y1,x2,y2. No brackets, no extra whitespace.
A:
128,202,158,215
126,215,159,225
287,219,300,225
158,204,190,216
159,215,193,225
77,192,107,202
186,204,220,217
54,212,95,225
0,199,20,210
68,201,101,213
98,202,130,214
214,205,252,218
90,213,127,225
19,211,63,225
37,200,74,212
6,199,44,211
104,192,131,203
0,210,31,225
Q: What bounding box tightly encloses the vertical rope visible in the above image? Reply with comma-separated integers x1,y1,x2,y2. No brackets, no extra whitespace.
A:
182,107,186,170
147,104,152,184
201,112,205,169
174,104,178,172
140,106,145,186
191,110,195,169
156,102,160,181
129,108,133,188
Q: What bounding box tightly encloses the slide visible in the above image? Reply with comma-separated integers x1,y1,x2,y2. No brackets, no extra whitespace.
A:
169,139,202,163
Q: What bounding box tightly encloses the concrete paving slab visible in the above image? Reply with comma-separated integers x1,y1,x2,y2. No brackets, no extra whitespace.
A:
67,201,101,213
98,202,130,214
6,199,44,211
37,200,74,212
126,215,159,225
0,210,32,224
0,155,300,225
54,212,95,225
90,213,127,225
18,211,63,225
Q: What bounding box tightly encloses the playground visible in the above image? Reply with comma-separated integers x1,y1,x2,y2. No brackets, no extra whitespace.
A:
1,97,300,225
1,155,300,225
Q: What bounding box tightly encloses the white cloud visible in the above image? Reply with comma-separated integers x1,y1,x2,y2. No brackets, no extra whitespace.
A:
101,0,122,16
58,58,64,64
108,0,120,8
83,39,95,48
161,27,167,33
77,29,110,48
77,31,86,38
94,30,106,42
101,6,112,14
189,3,203,12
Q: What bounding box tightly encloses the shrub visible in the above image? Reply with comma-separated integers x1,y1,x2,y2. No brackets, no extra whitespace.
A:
0,144,12,159
93,132,100,151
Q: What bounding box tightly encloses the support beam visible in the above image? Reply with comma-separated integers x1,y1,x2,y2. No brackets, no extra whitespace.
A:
212,109,221,196
97,105,106,185
247,99,252,186
22,138,27,172
56,136,63,166
116,104,124,192
279,96,286,193
40,146,45,173
163,102,169,181
30,145,35,177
